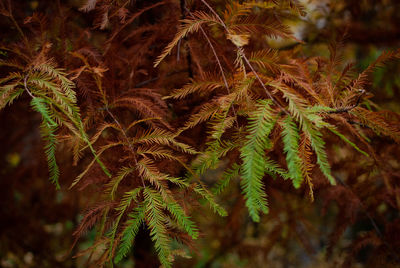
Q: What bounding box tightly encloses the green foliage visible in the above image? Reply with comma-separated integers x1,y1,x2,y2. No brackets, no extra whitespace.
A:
193,182,228,217
0,57,110,187
165,200,199,239
31,97,60,188
303,119,336,185
114,202,146,263
211,163,241,194
143,188,172,267
240,99,277,222
281,116,303,188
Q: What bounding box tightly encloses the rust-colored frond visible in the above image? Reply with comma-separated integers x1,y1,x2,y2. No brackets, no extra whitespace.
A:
299,134,315,201
229,15,293,40
167,76,224,100
249,48,280,74
177,101,221,134
351,107,400,143
73,202,112,240
113,96,167,121
154,11,221,67
351,49,400,91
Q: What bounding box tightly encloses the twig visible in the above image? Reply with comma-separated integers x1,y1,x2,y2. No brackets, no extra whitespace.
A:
199,0,289,115
328,90,365,114
185,7,239,127
23,75,34,98
105,107,146,188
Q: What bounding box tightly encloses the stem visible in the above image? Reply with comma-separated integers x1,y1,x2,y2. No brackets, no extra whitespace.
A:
199,0,289,115
185,8,239,128
328,90,365,114
23,75,34,98
105,107,146,188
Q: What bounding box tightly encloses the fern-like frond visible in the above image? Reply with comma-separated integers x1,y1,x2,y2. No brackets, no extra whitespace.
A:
299,135,315,201
143,188,172,268
191,138,237,176
272,82,309,127
351,107,400,143
229,15,293,40
136,157,169,193
133,128,175,145
30,97,57,127
165,200,199,239
303,119,335,185
30,97,60,188
106,166,136,200
0,73,23,108
248,49,280,73
114,202,146,263
281,116,303,188
41,121,60,189
33,61,77,102
177,102,220,134
154,11,220,67
133,128,198,154
240,99,277,222
264,157,289,180
212,163,240,195
232,75,256,101
351,49,400,91
136,145,190,171
192,182,227,217
167,77,223,100
109,187,142,262
1,85,24,109
113,96,165,120
28,72,79,118
209,112,235,140
273,83,335,184
136,146,182,161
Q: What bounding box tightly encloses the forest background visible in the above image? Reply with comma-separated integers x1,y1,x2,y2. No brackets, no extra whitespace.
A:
1,0,400,267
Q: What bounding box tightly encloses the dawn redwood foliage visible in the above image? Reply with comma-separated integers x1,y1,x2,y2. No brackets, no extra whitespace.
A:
1,0,400,267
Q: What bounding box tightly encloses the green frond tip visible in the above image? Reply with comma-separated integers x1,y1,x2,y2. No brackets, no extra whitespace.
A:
303,120,336,185
109,187,143,262
193,182,227,217
240,99,277,222
165,200,199,239
143,188,172,268
30,97,60,189
281,116,303,188
264,157,290,180
212,163,240,195
114,203,146,264
30,97,57,127
42,123,60,189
